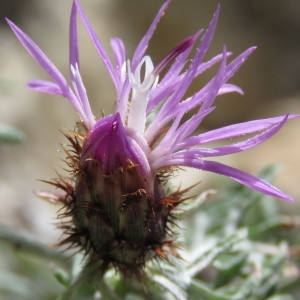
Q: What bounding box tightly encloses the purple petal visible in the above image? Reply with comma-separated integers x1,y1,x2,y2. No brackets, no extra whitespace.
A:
197,115,288,156
173,115,289,158
7,20,69,94
69,1,79,69
152,108,214,159
165,5,220,110
69,4,95,127
198,160,294,201
147,29,203,113
145,46,227,144
224,46,257,82
28,80,63,95
147,51,232,116
74,0,119,91
154,36,195,75
159,157,294,201
191,115,298,145
131,0,171,70
111,38,126,76
195,52,232,77
110,38,127,104
7,18,88,121
70,65,95,126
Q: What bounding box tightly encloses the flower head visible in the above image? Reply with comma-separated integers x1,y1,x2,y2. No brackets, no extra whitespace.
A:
7,0,297,276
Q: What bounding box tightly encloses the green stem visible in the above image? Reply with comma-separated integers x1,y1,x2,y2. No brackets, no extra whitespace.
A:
60,262,121,300
0,225,69,267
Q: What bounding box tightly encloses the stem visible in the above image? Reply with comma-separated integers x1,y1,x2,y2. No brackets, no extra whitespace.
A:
0,224,69,267
60,261,121,300
95,279,121,300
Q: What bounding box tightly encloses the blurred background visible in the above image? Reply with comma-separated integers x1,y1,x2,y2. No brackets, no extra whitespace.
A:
0,0,299,245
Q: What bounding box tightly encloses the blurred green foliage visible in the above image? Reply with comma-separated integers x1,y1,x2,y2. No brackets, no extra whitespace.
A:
0,124,25,144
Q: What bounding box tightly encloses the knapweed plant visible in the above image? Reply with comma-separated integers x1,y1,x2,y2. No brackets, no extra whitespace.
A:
5,0,299,299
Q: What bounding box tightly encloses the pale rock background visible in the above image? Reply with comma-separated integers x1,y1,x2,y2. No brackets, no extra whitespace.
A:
0,0,300,243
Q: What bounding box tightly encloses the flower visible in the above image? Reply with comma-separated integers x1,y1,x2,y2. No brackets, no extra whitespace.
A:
7,0,297,275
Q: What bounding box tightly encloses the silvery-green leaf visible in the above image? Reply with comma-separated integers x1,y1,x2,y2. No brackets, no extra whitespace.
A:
0,124,25,144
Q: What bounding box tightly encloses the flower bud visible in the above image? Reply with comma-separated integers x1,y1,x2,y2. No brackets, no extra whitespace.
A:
57,114,180,276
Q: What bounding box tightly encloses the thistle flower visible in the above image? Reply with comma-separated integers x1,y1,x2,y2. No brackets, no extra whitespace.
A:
7,0,297,276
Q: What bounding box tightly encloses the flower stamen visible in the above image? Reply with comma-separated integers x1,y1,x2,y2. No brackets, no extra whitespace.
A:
127,56,158,134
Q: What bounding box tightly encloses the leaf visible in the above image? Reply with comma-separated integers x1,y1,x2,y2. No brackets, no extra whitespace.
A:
53,268,70,287
189,279,232,300
0,124,25,144
265,295,295,300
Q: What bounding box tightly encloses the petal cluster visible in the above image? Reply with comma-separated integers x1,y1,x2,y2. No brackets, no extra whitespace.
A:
7,0,297,203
